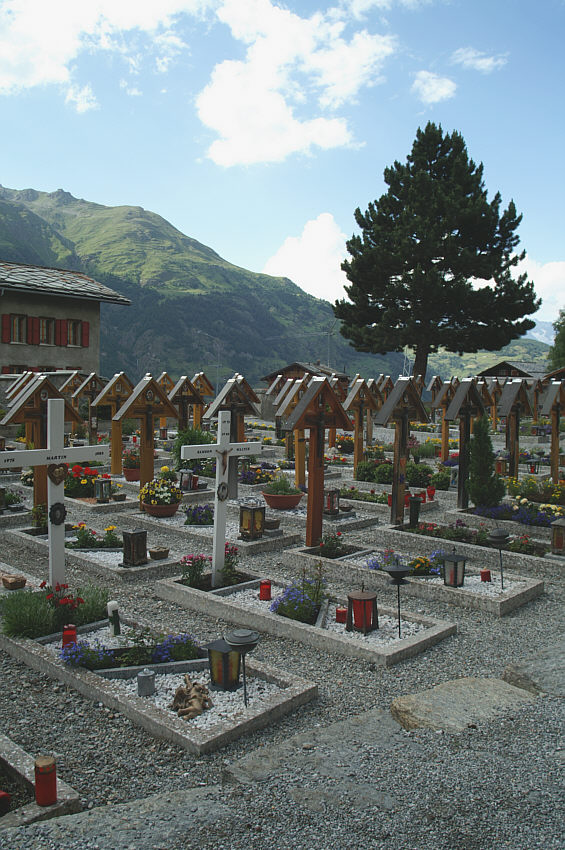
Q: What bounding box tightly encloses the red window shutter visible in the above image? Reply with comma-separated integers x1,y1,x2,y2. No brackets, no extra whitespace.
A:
32,317,40,345
61,320,68,346
27,316,33,343
1,314,10,343
81,321,89,347
55,319,62,345
1,366,10,374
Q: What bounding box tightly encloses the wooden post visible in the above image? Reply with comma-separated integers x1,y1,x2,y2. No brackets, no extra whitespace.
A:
353,406,364,474
508,409,520,479
365,409,373,447
550,406,560,484
305,422,325,547
139,409,155,490
328,427,336,448
441,405,450,462
294,429,306,489
457,410,471,510
391,414,409,526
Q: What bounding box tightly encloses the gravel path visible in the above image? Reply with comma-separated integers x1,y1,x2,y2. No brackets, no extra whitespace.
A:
0,490,563,850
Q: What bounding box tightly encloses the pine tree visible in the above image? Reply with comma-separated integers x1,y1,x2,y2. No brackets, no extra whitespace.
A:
467,415,505,507
548,308,565,370
334,123,541,378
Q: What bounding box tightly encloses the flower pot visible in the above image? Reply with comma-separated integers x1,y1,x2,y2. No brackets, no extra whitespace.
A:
261,491,303,510
426,487,436,501
112,493,127,502
149,547,170,560
1,574,26,590
141,502,180,518
123,468,140,482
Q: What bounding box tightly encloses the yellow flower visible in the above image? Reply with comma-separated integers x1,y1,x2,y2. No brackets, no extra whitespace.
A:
105,525,116,532
81,479,87,485
161,465,169,473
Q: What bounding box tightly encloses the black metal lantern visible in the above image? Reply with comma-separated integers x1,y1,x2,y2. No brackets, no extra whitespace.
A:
239,503,266,540
122,528,148,567
488,527,510,590
0,487,5,514
383,559,410,638
94,477,111,503
224,629,260,707
551,517,565,555
178,469,193,491
442,548,467,587
204,639,241,691
323,488,340,516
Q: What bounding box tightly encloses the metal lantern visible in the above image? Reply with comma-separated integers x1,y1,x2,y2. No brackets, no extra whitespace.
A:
224,629,260,707
383,559,411,638
488,527,510,590
442,548,467,587
204,639,241,691
551,517,565,555
179,469,193,491
122,528,148,567
160,427,168,440
345,590,378,634
94,477,111,503
323,488,340,516
239,503,266,540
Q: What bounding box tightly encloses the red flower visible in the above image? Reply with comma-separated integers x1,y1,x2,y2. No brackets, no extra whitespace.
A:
40,580,46,589
336,532,342,537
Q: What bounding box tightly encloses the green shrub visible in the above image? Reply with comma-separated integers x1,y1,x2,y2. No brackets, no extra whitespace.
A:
0,583,109,639
172,427,215,470
405,462,433,487
374,463,394,484
468,415,505,507
430,468,451,490
355,460,379,482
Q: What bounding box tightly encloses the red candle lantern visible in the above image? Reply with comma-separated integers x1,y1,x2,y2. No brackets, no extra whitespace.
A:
62,624,77,647
259,580,272,601
35,756,57,807
387,494,392,507
335,606,347,623
426,486,436,501
480,569,491,582
346,591,379,635
0,790,11,815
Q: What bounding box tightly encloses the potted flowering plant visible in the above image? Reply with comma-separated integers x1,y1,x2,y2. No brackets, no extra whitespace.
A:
139,478,183,517
122,447,141,481
261,474,303,509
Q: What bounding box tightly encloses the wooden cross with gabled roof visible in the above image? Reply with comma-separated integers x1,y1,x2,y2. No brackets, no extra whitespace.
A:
444,378,485,509
72,372,107,444
0,375,83,508
498,379,533,479
204,375,260,498
157,372,176,436
541,380,564,484
92,371,134,476
276,375,310,488
113,374,179,489
191,372,215,428
343,377,379,475
365,378,384,447
375,377,428,525
168,376,204,431
431,379,459,462
285,377,353,547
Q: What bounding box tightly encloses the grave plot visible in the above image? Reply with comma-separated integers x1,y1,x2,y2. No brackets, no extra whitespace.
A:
156,574,456,666
0,622,317,755
442,507,554,543
280,541,544,617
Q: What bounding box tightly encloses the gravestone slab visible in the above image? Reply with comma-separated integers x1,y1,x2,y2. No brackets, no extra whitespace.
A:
502,636,565,696
224,707,423,813
390,677,537,732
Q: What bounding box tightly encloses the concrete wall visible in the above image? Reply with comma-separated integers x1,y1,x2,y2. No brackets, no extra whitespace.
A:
0,293,100,373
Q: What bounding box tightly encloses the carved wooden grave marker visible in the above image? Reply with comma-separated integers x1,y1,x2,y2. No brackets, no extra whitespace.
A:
92,372,134,476
444,378,485,509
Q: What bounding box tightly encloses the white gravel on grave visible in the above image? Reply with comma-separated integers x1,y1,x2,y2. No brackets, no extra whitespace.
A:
348,552,521,597
222,587,425,644
109,670,283,730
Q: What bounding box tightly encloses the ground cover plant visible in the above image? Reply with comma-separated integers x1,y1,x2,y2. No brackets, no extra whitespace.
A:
270,563,326,625
66,523,122,549
65,465,110,498
184,503,214,526
409,520,548,556
0,582,109,638
340,486,388,504
60,628,200,670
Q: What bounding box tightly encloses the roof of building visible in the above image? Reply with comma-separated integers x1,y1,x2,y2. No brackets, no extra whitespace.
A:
0,262,131,305
261,361,349,383
475,360,547,380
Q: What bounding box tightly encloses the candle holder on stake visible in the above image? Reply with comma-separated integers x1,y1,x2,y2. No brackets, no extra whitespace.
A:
488,527,510,590
383,558,410,638
224,629,260,707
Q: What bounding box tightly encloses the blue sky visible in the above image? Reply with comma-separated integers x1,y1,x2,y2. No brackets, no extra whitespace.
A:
1,0,563,323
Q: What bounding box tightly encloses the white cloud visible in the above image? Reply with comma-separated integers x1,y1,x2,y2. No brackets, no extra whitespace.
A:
263,213,349,303
65,83,98,113
119,79,142,96
0,0,204,100
451,47,507,74
411,70,456,103
517,256,565,323
197,0,396,165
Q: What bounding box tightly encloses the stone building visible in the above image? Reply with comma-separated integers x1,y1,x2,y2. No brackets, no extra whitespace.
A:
0,262,130,374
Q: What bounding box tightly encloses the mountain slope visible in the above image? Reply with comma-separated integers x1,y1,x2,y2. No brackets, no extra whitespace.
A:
0,184,548,385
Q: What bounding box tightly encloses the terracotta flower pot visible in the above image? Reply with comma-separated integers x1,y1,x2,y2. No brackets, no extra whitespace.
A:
141,502,180,518
123,468,140,482
261,491,303,510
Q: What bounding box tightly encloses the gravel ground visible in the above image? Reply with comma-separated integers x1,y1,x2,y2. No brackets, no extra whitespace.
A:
0,489,563,850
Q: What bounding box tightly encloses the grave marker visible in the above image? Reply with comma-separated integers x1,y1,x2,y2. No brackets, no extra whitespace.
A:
0,399,109,585
181,410,263,587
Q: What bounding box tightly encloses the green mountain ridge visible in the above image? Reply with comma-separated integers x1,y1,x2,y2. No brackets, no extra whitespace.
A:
0,184,549,386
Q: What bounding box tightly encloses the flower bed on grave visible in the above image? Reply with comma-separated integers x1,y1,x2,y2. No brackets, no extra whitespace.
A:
401,520,549,557
65,522,123,550
0,581,109,639
505,476,565,507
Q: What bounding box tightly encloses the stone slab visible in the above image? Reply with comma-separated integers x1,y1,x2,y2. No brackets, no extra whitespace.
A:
224,707,422,813
502,635,565,696
0,732,81,829
0,631,317,755
156,574,456,667
281,547,544,617
390,677,537,732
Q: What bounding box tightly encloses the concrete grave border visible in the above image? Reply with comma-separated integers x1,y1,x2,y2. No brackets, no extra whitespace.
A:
281,546,544,617
0,733,81,829
0,629,318,756
156,575,456,666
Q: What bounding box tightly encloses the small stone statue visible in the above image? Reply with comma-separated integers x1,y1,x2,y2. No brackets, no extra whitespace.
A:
107,600,121,636
169,675,213,720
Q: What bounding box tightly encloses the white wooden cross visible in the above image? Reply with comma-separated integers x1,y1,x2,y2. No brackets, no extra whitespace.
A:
0,399,109,587
181,410,264,587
